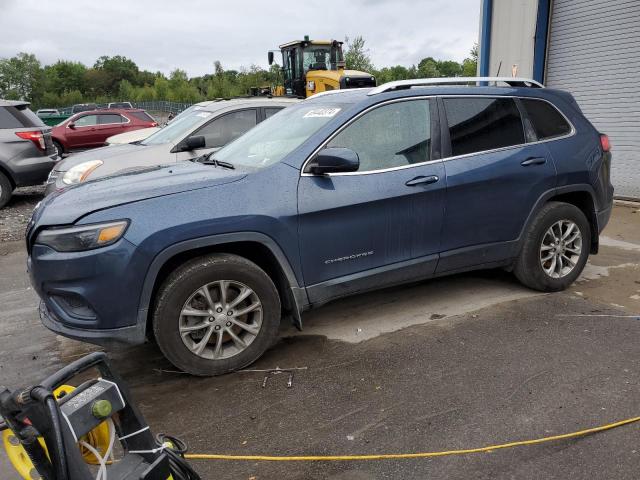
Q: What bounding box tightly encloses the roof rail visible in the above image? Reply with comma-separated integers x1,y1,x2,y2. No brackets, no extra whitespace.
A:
367,77,544,95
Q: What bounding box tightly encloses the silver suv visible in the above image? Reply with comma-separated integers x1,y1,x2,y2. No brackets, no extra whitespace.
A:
45,97,300,194
0,100,57,208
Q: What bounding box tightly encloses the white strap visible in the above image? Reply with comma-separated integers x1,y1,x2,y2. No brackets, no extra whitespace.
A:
118,425,150,441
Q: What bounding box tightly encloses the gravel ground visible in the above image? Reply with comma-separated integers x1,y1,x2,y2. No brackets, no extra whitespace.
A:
0,185,45,242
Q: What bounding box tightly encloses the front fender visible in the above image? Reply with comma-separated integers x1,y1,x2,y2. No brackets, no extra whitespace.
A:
135,232,306,333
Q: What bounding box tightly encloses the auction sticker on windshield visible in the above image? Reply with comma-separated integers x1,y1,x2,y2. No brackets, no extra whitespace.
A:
304,108,341,118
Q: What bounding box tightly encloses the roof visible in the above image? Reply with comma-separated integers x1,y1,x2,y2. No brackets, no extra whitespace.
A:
0,99,30,107
279,39,338,48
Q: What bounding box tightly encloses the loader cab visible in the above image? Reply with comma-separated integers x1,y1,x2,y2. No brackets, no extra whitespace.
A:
274,38,345,97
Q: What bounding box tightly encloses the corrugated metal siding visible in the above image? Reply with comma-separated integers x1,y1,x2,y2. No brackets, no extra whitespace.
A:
546,0,640,198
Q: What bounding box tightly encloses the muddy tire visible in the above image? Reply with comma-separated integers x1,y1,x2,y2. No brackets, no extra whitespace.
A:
152,253,281,376
514,201,591,292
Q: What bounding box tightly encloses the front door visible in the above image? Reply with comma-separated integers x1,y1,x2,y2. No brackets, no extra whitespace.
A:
298,98,446,304
176,109,258,161
68,114,100,149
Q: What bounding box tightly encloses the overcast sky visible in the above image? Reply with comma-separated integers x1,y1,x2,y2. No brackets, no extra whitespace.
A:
1,0,480,76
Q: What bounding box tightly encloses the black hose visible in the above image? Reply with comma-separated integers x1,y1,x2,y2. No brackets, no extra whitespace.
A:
156,433,201,480
45,396,69,480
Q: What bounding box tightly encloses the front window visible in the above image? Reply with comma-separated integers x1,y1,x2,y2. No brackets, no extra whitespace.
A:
213,102,348,169
141,110,212,145
302,45,343,72
73,115,99,127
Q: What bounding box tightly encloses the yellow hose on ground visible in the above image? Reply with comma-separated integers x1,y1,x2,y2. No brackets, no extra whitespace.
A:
185,415,640,462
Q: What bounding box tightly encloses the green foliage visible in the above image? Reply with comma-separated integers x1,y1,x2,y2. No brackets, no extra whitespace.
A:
0,40,478,109
344,36,374,72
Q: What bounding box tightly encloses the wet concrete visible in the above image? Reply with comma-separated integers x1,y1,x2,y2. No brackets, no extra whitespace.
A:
0,204,638,479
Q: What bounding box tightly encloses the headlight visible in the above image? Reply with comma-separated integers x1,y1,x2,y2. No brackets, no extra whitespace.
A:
62,160,103,185
35,220,129,252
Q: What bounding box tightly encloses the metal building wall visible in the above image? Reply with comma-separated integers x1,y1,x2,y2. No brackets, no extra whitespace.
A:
545,0,640,199
488,0,538,77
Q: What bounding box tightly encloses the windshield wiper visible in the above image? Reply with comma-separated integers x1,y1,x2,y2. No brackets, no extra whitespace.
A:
191,155,235,169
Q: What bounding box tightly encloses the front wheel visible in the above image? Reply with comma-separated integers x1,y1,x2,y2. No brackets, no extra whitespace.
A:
152,253,281,376
53,140,64,157
514,202,591,292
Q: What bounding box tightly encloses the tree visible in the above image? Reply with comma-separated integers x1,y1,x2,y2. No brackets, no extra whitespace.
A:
0,53,42,101
344,36,374,72
417,57,440,78
462,43,478,77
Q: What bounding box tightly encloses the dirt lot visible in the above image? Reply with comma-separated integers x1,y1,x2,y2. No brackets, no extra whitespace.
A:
0,204,638,479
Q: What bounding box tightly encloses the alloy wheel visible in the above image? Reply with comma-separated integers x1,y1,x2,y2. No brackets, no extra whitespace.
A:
539,220,583,279
179,280,263,360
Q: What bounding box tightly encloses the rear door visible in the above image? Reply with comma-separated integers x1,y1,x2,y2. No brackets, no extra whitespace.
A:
176,109,258,161
95,114,127,145
298,98,446,303
436,96,557,272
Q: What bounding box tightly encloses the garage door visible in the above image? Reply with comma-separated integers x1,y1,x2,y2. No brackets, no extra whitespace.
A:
545,0,640,199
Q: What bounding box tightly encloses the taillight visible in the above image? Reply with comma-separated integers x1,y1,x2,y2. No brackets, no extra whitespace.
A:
151,122,158,127
15,130,46,151
600,134,611,153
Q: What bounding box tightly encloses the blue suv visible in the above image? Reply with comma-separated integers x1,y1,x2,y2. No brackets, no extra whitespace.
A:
27,78,614,375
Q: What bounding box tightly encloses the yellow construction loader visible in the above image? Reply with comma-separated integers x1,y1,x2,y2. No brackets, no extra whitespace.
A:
268,36,376,97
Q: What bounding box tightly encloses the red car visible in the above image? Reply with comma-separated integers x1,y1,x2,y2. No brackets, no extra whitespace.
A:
51,109,157,155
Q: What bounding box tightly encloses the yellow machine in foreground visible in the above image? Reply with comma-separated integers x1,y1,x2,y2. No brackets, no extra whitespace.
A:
268,36,376,97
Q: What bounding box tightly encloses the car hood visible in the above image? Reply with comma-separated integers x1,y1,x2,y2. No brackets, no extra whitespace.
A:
33,161,246,227
53,142,170,172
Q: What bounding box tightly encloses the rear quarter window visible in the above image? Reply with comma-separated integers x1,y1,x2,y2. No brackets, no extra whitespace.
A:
0,106,45,129
443,97,525,157
129,111,155,122
520,99,572,140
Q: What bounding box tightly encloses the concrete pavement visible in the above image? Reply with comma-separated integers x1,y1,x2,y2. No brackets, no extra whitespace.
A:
0,204,638,479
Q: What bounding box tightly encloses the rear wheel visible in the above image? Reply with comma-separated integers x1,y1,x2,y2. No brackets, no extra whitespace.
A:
153,253,281,376
0,171,13,209
514,202,591,292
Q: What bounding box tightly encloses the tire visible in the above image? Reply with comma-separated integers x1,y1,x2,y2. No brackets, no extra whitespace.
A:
152,253,281,376
53,140,64,157
0,171,13,209
514,201,591,292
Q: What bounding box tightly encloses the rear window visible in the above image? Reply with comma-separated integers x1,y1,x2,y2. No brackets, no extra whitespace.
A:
520,98,572,140
129,111,155,122
109,102,132,109
443,97,525,157
0,105,45,129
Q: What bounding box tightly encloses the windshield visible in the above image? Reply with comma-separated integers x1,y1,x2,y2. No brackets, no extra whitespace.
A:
213,102,347,169
141,109,211,145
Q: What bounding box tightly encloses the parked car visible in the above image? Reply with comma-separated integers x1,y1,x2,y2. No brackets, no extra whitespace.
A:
105,127,160,145
0,100,58,208
36,108,60,117
107,101,134,109
36,108,70,126
50,109,158,156
45,98,299,194
71,103,98,114
27,78,614,375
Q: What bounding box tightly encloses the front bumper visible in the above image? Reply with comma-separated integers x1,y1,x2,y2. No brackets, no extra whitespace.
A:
39,301,146,346
28,238,149,345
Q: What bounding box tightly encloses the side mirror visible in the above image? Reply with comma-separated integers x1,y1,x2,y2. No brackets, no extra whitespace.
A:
307,147,359,175
268,51,274,65
180,135,206,151
68,122,76,129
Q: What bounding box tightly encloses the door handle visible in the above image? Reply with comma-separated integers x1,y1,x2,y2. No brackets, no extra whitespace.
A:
405,175,439,186
521,157,547,166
